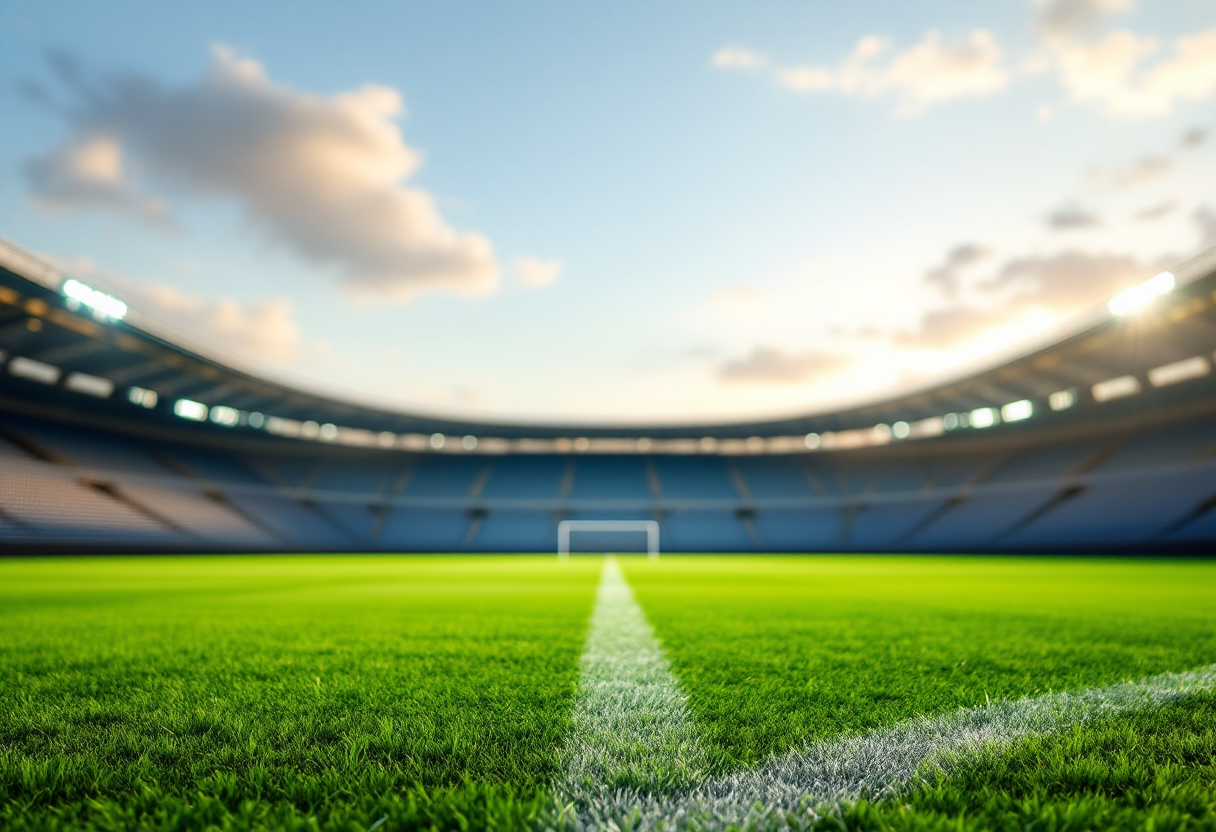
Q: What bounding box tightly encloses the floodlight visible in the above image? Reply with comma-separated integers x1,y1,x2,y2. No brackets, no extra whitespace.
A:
892,421,910,439
430,433,446,449
248,412,265,428
319,423,338,440
1107,271,1174,316
969,407,998,428
173,399,208,421
301,420,320,438
942,413,960,431
1148,356,1209,387
1048,389,1076,411
378,431,396,447
1092,375,1140,402
462,435,478,450
1000,400,1033,422
804,433,820,450
209,406,240,427
8,357,60,385
62,278,128,320
128,386,158,408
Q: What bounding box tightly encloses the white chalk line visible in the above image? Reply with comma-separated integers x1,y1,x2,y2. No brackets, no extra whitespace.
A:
553,556,708,826
548,557,1216,830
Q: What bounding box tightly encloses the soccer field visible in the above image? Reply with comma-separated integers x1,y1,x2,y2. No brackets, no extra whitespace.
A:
1,555,1214,831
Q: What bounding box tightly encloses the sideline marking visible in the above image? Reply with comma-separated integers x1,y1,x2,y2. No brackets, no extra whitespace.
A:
554,556,707,826
550,558,1216,829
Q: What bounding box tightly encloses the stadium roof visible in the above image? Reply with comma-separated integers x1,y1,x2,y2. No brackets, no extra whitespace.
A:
3,236,1216,455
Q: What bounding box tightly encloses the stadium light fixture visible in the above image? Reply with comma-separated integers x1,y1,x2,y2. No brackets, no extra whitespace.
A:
319,423,338,440
301,421,320,438
1001,399,1033,422
1148,355,1210,387
430,433,446,449
65,372,113,399
62,278,128,321
942,413,960,431
463,435,478,450
128,386,158,409
378,431,396,447
173,399,208,421
804,433,821,450
1048,389,1076,411
8,356,60,385
1092,375,1140,402
209,405,240,427
892,421,911,439
248,412,265,428
1107,271,1174,316
969,407,998,428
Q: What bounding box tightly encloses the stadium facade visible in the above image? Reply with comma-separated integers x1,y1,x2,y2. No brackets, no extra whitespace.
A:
2,237,1215,553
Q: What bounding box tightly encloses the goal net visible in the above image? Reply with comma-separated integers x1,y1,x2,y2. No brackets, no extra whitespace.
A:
557,519,659,559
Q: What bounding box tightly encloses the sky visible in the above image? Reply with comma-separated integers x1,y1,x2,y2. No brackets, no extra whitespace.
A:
1,0,1214,425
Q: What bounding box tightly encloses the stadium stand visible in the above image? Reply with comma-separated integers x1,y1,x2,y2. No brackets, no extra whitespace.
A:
2,236,1216,552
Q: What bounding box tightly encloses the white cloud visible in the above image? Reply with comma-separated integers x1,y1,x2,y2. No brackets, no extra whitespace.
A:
516,256,562,288
923,243,992,297
899,248,1167,349
718,346,849,384
26,45,499,303
774,30,1008,115
712,47,770,71
1086,155,1171,188
1034,0,1130,43
1046,202,1103,229
1053,27,1216,117
24,137,172,225
47,256,313,364
128,283,310,364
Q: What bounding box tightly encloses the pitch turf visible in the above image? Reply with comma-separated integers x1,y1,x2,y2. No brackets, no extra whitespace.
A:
1,554,1214,830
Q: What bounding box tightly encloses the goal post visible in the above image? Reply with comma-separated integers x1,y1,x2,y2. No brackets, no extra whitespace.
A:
557,519,659,560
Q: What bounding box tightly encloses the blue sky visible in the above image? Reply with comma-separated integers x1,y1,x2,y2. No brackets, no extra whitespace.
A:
2,0,1214,423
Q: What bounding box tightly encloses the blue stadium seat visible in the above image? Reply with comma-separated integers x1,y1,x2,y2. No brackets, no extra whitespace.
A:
479,456,566,499
157,446,271,485
652,457,739,499
3,417,175,476
471,511,555,551
234,496,355,549
1091,419,1216,473
848,499,945,548
316,501,382,543
982,440,1107,484
310,463,393,495
378,508,471,550
663,510,752,551
402,457,487,498
753,507,842,550
906,485,1058,550
731,457,815,498
1005,465,1216,546
569,457,653,500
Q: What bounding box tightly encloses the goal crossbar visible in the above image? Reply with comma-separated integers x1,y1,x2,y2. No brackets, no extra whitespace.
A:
557,519,659,559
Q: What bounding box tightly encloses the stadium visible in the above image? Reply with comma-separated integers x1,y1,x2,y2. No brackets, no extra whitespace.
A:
3,4,1216,830
3,239,1216,554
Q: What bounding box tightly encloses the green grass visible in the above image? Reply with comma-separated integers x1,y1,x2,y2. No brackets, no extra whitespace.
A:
0,556,602,830
825,689,1216,831
621,556,1216,773
1,554,1214,830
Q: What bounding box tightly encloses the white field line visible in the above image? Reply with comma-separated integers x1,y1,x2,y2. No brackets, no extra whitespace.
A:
553,556,708,827
549,558,1216,830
